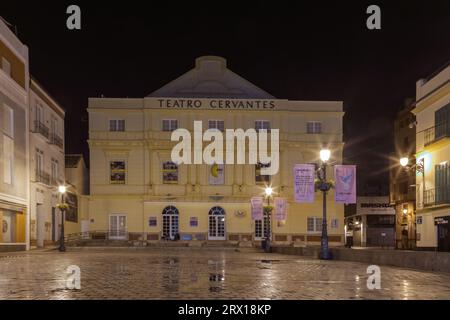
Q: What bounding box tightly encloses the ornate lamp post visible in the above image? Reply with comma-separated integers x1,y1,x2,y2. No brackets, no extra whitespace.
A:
57,185,67,252
318,149,332,260
263,186,273,252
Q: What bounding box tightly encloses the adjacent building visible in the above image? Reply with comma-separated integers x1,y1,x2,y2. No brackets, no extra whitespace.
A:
390,99,417,249
345,196,396,247
0,18,29,252
29,78,65,248
85,56,345,246
413,62,450,252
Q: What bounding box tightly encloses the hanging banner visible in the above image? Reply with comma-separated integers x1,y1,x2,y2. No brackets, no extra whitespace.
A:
334,165,356,204
251,197,264,220
274,198,287,221
293,164,315,203
209,163,225,185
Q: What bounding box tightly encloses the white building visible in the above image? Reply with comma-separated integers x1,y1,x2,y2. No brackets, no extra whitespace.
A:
85,56,345,246
0,18,29,252
413,62,450,252
29,78,65,248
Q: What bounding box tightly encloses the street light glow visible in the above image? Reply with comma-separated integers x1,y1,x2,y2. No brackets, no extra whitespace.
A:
400,157,409,167
58,185,67,194
265,187,273,197
320,149,331,162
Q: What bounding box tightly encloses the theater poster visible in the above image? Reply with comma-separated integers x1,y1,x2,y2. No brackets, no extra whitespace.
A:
334,165,356,204
251,197,264,220
274,198,287,221
293,164,315,203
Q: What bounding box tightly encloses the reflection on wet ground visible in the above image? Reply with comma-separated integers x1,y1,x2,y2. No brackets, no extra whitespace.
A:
1,248,450,299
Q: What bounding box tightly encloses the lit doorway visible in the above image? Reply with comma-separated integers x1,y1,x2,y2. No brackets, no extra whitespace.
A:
208,206,226,240
162,206,179,240
109,214,127,239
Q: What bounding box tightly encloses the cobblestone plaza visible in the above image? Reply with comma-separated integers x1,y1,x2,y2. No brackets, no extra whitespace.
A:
1,248,450,300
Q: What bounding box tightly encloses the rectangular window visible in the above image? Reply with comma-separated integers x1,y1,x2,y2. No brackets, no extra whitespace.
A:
36,104,43,123
3,135,13,184
255,162,271,184
109,119,125,132
1,57,11,77
208,120,225,132
51,159,58,185
307,121,322,134
162,119,178,132
331,218,339,229
3,104,13,138
255,120,270,131
110,161,126,184
307,217,323,232
162,161,178,184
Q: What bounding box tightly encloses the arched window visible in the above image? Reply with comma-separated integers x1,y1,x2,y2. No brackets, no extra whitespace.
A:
162,206,179,215
209,206,226,216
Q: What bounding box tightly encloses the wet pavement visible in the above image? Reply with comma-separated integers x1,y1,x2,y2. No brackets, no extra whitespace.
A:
1,248,450,300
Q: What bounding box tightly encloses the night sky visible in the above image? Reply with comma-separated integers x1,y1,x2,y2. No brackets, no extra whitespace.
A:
1,1,450,194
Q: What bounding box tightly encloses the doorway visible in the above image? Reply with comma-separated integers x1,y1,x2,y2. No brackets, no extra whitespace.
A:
109,214,127,239
208,206,226,240
162,206,179,240
438,222,450,252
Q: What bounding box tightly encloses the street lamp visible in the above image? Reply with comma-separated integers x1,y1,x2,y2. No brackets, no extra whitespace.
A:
318,149,332,260
263,186,273,252
58,185,67,252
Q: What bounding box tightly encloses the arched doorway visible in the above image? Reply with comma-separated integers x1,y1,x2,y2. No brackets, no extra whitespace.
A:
162,206,179,240
208,206,226,240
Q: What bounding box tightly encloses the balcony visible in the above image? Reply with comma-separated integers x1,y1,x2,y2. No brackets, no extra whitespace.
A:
424,122,450,146
33,121,49,139
35,170,50,185
50,133,64,149
423,187,450,207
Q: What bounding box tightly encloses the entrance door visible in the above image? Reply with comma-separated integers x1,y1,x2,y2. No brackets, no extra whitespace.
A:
208,207,226,240
438,224,450,252
109,214,127,239
162,206,179,239
36,204,45,247
254,212,271,240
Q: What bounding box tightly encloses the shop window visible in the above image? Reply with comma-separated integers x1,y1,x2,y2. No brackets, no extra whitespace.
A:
110,161,126,184
162,161,178,184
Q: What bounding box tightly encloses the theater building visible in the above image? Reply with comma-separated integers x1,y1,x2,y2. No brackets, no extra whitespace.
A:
85,56,345,246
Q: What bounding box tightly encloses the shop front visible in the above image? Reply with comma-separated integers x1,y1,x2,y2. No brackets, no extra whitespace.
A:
436,216,450,252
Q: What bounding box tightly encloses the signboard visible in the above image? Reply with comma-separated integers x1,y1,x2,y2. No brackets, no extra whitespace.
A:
274,198,287,221
293,164,315,203
251,197,264,220
209,164,224,185
334,165,356,204
434,216,450,225
65,192,78,223
356,196,395,215
190,217,198,227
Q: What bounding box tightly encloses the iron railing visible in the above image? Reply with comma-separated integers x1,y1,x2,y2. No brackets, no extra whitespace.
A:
424,122,450,146
64,230,129,244
50,133,63,149
33,120,49,139
35,169,50,185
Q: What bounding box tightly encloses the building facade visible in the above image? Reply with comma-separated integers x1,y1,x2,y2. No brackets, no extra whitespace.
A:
29,78,65,247
413,61,450,251
0,18,29,252
65,154,89,235
390,100,417,249
344,196,396,248
86,56,345,246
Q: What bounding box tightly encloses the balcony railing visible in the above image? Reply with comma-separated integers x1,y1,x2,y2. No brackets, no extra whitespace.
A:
33,121,49,139
35,170,50,185
424,122,450,146
424,187,450,207
50,133,63,149
423,189,435,207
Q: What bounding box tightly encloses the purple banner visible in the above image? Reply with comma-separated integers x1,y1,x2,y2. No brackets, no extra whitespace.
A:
334,165,356,204
293,164,315,203
274,198,287,221
251,197,264,220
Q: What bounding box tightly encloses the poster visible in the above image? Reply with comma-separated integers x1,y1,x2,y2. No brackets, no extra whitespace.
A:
65,192,78,223
209,163,224,185
274,197,287,221
162,161,178,184
293,164,315,203
334,165,356,204
110,161,126,184
251,197,264,220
